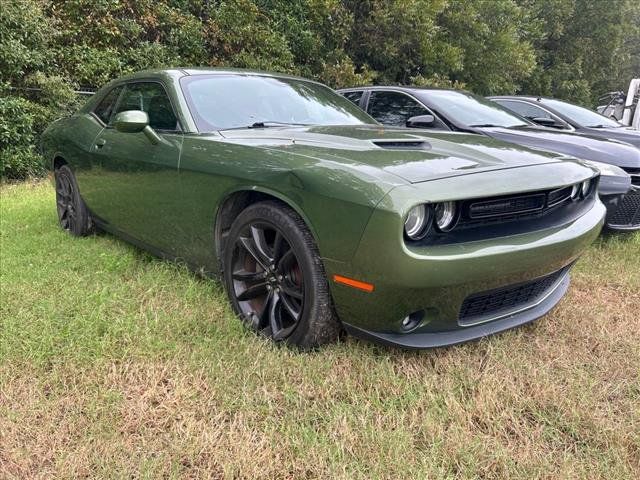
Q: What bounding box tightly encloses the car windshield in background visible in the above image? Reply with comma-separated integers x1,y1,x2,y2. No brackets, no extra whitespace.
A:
423,90,530,128
180,74,376,131
538,98,622,128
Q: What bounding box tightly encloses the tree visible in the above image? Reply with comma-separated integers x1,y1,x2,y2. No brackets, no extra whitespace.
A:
520,0,637,105
435,0,536,94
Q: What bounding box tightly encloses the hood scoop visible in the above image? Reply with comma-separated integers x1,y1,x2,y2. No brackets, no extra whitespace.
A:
372,140,431,150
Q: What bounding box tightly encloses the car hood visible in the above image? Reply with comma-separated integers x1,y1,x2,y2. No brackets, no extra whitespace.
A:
478,126,640,169
579,127,640,149
217,125,575,184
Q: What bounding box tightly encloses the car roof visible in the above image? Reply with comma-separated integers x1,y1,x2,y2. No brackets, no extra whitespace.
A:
117,67,321,85
488,95,556,102
337,85,461,94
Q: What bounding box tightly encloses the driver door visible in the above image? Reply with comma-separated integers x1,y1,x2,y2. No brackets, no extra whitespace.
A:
88,81,184,255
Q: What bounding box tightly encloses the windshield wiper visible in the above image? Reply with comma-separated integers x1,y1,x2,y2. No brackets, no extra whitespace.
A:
249,121,310,128
221,121,310,131
469,123,501,128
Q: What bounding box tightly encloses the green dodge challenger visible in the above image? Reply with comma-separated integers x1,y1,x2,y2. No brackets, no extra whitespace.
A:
41,69,605,349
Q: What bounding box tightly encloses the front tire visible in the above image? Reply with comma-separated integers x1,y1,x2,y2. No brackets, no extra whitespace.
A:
54,165,93,236
222,201,340,349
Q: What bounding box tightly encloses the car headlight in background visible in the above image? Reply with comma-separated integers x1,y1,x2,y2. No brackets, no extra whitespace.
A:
434,201,458,231
404,204,430,240
583,160,627,178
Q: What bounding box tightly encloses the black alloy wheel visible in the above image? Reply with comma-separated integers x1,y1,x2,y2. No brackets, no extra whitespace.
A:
54,165,93,236
232,221,305,339
223,201,340,348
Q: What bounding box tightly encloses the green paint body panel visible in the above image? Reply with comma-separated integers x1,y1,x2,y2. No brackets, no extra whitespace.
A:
41,68,605,347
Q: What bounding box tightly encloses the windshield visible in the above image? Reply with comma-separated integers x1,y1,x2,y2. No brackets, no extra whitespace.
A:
420,90,530,128
538,98,622,128
180,74,376,131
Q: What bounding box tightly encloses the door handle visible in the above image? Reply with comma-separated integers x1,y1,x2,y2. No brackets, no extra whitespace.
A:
95,138,106,148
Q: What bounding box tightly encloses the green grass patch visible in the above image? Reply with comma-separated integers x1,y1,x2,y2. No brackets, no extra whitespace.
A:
1,181,639,479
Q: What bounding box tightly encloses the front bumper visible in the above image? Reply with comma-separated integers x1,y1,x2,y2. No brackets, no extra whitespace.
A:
598,173,639,231
345,269,570,349
603,186,640,231
325,198,605,349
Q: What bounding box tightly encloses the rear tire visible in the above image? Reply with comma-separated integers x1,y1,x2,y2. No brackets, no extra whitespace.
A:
54,165,93,236
222,201,341,349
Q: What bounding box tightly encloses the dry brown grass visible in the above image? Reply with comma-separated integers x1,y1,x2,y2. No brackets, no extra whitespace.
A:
1,181,639,479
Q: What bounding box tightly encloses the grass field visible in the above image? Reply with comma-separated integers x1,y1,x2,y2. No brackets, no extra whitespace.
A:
1,180,639,479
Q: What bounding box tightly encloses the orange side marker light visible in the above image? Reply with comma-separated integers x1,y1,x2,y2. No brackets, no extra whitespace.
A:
333,275,375,292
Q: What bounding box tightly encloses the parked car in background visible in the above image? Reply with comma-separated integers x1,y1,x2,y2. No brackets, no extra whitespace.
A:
338,86,640,231
488,95,640,148
41,69,605,349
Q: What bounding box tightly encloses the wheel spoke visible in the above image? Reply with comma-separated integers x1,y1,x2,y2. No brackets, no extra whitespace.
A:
269,292,286,340
281,284,303,300
272,231,286,263
250,226,274,265
232,269,265,282
255,290,273,329
239,236,269,270
280,292,301,321
57,177,70,197
276,249,295,273
59,209,69,229
236,282,268,301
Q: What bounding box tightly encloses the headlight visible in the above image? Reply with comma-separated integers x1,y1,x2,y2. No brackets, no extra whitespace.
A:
404,204,430,240
571,184,580,200
583,160,626,177
581,178,592,197
434,201,457,231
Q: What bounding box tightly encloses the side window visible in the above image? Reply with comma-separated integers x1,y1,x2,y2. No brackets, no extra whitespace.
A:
497,100,553,121
93,86,123,124
367,91,430,127
342,91,364,107
113,82,179,131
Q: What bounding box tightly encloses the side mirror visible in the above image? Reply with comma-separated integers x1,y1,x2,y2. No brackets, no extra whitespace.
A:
529,117,565,129
406,114,435,128
113,110,161,144
113,110,149,133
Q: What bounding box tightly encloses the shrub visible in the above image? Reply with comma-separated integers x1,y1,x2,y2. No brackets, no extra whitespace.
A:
0,94,48,178
1,0,638,180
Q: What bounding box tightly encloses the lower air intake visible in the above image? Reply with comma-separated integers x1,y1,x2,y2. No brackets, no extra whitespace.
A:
458,266,570,326
608,190,640,228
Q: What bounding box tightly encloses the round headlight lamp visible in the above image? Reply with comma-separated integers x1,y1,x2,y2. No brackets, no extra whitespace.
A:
434,201,458,231
581,178,592,198
404,204,430,240
570,184,580,200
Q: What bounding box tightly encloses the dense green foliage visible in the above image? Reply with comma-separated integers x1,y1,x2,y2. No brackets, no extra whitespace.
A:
1,0,638,178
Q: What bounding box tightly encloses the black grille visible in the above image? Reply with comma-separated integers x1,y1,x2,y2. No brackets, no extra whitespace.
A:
458,266,569,325
459,182,591,228
547,186,574,207
468,193,546,219
608,189,640,227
